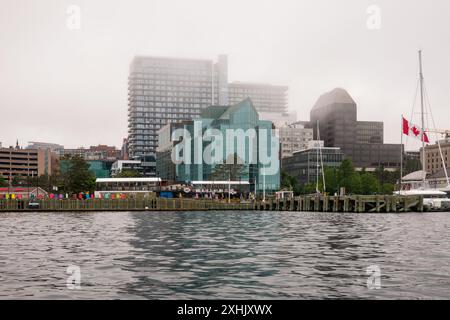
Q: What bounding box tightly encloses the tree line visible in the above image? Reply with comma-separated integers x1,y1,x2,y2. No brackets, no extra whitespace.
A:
281,158,421,196
2,153,421,196
1,155,145,195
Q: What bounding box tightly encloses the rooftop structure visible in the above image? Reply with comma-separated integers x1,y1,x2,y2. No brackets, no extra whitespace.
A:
27,142,64,153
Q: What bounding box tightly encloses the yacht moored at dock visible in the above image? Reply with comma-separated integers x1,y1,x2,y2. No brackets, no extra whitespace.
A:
397,50,450,211
395,189,450,211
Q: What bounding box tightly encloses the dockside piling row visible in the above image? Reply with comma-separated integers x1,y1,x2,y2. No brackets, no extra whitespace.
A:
0,195,424,213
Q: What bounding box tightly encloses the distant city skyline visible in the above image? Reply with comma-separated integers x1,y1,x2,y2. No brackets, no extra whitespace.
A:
1,0,450,151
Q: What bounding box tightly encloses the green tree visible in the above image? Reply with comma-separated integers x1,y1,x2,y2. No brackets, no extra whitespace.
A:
301,183,317,195
27,173,58,193
360,173,380,195
324,167,339,195
338,159,361,194
307,159,399,196
12,174,26,186
339,159,355,179
0,176,7,187
281,170,298,192
62,155,96,194
404,158,422,175
375,166,399,185
349,173,363,194
211,153,247,181
381,183,394,195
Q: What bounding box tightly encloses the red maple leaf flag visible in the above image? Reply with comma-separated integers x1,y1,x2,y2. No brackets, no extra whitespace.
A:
412,126,420,136
402,117,430,143
402,117,409,135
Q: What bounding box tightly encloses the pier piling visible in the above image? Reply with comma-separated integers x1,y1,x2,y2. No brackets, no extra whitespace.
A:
0,195,424,213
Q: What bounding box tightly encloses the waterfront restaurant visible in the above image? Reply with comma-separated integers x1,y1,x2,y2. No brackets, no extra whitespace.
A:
189,180,251,200
191,180,250,193
95,177,162,198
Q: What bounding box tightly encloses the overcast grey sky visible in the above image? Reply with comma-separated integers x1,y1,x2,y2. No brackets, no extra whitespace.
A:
1,0,449,150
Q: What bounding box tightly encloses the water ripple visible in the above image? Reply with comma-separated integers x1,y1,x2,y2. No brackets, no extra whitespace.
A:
0,211,449,299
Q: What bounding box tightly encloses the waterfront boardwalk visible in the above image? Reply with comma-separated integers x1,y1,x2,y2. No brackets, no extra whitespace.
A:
0,195,424,213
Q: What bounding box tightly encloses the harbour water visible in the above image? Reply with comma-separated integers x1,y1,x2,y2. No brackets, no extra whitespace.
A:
0,211,449,299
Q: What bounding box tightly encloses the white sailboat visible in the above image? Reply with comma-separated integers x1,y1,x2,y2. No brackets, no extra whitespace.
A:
396,50,450,211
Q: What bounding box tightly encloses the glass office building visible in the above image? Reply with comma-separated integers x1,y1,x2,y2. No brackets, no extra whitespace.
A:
156,99,280,193
309,88,402,170
282,146,344,185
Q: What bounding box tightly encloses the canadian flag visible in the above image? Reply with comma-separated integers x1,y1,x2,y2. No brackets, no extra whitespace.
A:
402,117,430,143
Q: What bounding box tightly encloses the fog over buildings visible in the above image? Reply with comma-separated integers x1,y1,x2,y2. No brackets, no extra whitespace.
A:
1,0,450,151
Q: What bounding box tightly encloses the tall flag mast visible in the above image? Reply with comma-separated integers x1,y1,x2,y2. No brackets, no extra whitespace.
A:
419,50,426,185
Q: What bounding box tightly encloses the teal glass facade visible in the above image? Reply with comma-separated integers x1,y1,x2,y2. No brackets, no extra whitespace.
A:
60,160,111,178
87,161,110,178
158,98,280,192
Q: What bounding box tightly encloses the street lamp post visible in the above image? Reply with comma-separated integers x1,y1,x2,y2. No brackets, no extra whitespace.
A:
228,171,231,204
263,166,266,202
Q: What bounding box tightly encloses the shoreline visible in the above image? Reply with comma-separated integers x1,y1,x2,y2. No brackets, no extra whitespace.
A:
0,195,425,213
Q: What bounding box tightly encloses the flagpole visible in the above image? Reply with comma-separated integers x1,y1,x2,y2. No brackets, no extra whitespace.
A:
400,115,403,194
419,50,426,186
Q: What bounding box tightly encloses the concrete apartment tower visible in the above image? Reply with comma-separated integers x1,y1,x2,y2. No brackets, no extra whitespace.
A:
127,55,229,176
228,82,290,124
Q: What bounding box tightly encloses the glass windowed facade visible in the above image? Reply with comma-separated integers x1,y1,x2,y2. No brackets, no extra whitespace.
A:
228,82,288,114
282,147,344,185
309,88,402,170
156,99,280,193
127,55,228,176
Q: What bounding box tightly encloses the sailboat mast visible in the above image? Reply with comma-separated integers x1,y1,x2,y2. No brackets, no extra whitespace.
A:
318,120,326,192
400,114,403,194
316,120,320,193
419,50,426,185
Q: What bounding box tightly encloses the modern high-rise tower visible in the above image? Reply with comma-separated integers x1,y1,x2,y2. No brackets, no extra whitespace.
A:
309,88,401,170
228,82,291,126
127,55,228,176
228,82,288,114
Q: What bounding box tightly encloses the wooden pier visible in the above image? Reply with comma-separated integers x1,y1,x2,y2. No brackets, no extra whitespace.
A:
254,195,424,213
0,195,424,213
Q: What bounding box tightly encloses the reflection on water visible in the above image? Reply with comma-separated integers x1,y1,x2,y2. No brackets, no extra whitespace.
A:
0,211,449,299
